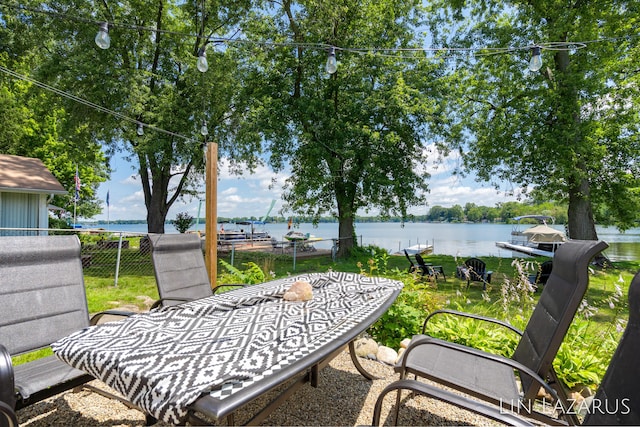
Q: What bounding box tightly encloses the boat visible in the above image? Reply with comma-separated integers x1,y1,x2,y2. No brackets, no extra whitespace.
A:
495,215,567,257
217,201,276,246
217,221,273,245
283,230,323,243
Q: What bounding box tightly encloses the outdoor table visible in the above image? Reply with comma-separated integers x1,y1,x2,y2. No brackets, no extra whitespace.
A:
52,272,403,425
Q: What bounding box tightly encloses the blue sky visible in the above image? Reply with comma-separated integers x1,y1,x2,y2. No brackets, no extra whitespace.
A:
91,144,525,222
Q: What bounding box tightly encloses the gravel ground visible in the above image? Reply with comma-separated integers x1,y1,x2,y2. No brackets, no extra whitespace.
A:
16,350,498,427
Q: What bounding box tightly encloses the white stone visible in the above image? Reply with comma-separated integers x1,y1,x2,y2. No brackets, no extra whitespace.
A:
376,345,398,365
400,338,412,349
283,280,313,301
353,338,378,358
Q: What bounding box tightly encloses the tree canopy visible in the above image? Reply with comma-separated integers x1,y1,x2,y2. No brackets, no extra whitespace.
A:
233,0,444,254
422,0,640,239
1,0,638,242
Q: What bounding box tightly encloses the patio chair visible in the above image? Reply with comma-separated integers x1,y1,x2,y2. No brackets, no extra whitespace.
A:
415,254,446,282
0,235,134,413
529,260,553,289
373,267,640,426
149,233,246,309
375,239,608,426
403,249,423,275
461,257,492,290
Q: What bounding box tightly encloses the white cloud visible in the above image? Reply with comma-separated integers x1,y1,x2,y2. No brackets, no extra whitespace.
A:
95,148,526,222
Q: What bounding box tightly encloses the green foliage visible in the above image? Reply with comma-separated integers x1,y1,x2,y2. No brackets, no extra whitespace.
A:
368,277,435,349
172,212,194,233
423,0,640,236
239,1,443,252
423,312,519,357
553,320,619,390
363,248,438,348
218,260,266,285
48,217,72,232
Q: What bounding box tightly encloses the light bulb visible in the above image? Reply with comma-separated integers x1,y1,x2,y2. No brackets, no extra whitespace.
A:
95,22,110,50
197,47,208,72
326,47,337,74
136,123,144,136
200,121,209,136
529,46,542,72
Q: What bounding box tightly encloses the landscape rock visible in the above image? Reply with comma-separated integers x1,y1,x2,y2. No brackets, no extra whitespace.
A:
376,345,398,365
400,338,412,349
353,338,378,358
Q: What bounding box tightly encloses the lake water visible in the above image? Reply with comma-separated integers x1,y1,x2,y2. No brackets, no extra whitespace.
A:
89,221,640,262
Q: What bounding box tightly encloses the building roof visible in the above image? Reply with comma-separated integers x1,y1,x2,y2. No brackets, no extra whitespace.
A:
0,154,67,195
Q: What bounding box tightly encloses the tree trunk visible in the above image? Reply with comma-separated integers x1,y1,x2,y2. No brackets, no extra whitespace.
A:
567,175,598,240
555,49,598,242
138,152,170,234
336,188,355,257
337,216,355,257
146,188,168,233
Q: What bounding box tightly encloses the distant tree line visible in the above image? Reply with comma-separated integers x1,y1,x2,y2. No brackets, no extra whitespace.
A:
422,202,568,224
222,201,573,225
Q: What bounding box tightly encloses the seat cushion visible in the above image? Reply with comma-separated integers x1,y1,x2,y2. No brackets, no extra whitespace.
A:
14,355,91,401
396,335,520,403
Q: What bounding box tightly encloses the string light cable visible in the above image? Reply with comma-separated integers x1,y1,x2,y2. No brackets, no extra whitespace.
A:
0,64,198,144
0,0,613,61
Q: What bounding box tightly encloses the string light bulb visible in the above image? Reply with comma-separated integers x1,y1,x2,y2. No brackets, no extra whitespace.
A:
200,120,208,136
136,122,144,136
197,46,208,72
326,47,337,74
95,22,110,50
529,46,542,72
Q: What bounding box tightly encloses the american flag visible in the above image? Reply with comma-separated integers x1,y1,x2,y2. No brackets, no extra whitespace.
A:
74,167,81,201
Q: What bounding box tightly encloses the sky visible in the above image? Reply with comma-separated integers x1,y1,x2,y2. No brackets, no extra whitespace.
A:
91,144,525,222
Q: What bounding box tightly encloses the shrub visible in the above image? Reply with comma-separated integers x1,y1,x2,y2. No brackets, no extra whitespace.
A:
172,212,194,233
218,259,265,285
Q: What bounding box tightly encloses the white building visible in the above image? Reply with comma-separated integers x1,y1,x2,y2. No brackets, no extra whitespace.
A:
0,154,67,235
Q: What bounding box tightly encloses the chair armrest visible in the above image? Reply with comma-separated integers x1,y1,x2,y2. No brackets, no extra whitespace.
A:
212,284,248,294
0,344,16,411
90,309,137,325
422,309,523,336
372,379,534,427
400,336,563,407
150,297,194,310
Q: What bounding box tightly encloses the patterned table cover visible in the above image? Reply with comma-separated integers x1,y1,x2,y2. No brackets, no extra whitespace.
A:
52,272,403,424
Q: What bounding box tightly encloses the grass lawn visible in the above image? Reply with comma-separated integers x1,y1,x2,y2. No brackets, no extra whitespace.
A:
19,245,638,390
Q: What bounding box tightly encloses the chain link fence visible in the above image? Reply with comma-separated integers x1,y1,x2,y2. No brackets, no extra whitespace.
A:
0,228,341,286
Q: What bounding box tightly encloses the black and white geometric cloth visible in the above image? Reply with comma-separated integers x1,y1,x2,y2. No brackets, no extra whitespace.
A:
52,272,403,424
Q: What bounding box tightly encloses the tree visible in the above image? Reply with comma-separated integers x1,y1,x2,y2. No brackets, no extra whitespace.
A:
4,1,256,233
236,0,442,256
424,0,640,239
0,52,107,217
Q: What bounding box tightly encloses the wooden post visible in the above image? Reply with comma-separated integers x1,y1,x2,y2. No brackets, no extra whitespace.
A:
205,142,218,286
